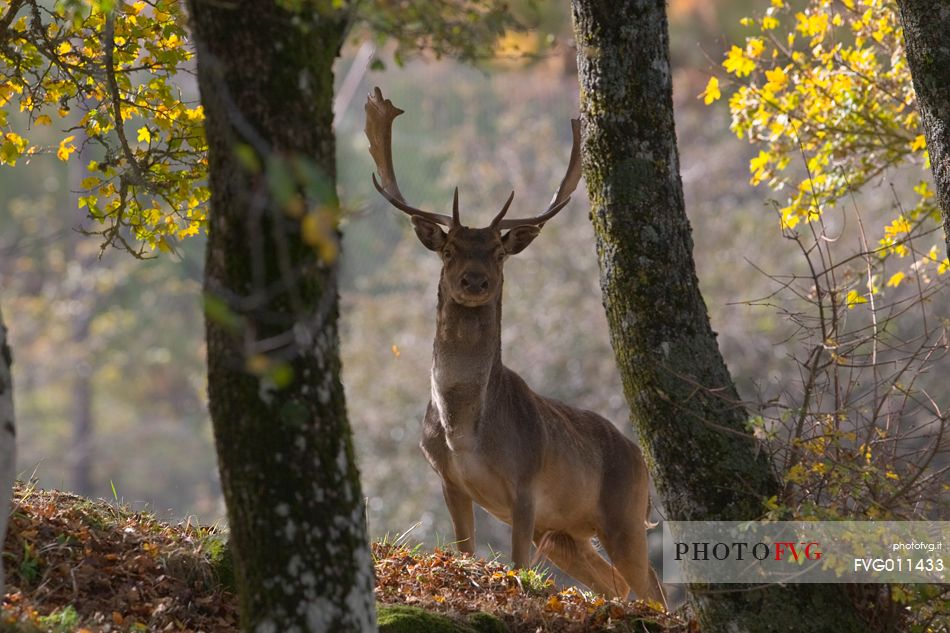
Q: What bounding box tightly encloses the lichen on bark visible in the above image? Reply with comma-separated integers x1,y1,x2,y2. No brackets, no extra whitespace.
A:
187,1,374,631
0,304,15,593
896,0,950,259
571,0,773,525
570,0,866,630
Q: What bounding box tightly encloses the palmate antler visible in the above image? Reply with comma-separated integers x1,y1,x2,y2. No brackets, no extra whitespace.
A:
365,87,458,227
364,86,583,230
491,118,582,230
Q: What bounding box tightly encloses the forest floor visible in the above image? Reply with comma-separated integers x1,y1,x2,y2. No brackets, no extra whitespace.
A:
0,484,689,632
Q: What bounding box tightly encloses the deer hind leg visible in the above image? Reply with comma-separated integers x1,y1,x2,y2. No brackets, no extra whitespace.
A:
599,453,667,608
441,480,475,555
537,531,629,599
598,488,667,607
600,525,666,608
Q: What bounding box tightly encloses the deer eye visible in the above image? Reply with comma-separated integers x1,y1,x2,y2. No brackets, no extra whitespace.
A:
442,249,453,261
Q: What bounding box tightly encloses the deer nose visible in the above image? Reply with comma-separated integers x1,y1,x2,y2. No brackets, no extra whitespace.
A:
460,273,489,293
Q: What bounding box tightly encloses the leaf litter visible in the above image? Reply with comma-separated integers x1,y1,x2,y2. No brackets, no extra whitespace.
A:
1,484,687,632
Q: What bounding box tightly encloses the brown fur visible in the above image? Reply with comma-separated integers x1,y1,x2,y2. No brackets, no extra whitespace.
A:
365,88,665,606
412,224,666,607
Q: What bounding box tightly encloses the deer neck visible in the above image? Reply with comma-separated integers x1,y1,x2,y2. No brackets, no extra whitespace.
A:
430,278,503,447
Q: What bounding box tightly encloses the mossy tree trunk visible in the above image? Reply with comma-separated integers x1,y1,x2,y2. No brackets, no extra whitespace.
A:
570,1,865,630
187,2,375,631
897,0,950,259
0,304,15,593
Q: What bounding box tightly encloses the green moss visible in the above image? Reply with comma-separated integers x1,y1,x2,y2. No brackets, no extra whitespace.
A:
465,611,509,633
617,615,664,632
377,605,508,633
202,532,235,592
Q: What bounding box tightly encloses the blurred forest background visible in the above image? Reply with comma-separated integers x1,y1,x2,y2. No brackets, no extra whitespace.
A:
1,0,946,563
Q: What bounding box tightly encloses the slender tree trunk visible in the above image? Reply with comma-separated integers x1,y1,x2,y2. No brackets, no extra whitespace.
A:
70,334,93,496
187,3,375,632
570,1,865,630
68,138,95,498
0,304,16,592
896,0,950,260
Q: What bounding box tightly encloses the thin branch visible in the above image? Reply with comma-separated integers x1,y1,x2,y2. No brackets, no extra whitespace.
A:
103,10,148,188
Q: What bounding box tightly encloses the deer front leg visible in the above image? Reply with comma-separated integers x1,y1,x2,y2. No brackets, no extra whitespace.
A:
510,492,536,568
442,480,475,554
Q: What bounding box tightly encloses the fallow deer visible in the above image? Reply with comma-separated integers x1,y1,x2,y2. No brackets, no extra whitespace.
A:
364,87,666,607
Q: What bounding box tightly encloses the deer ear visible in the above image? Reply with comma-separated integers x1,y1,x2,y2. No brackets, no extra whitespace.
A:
410,216,447,251
502,225,541,255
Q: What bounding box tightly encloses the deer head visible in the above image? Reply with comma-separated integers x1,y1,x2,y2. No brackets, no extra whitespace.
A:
364,87,582,307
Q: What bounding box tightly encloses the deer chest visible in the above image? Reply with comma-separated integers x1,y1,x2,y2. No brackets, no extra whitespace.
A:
448,449,515,521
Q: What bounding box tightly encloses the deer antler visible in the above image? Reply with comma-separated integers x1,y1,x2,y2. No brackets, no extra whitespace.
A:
365,87,456,227
491,119,582,230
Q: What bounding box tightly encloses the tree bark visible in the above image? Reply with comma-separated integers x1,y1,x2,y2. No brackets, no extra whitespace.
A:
0,304,16,592
897,0,950,260
68,137,96,498
570,1,865,630
187,3,375,632
70,347,93,496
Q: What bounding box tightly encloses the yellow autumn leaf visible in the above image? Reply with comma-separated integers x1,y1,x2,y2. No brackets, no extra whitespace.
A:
746,37,765,58
884,215,912,238
938,258,950,275
301,210,339,263
886,272,905,288
723,46,756,77
137,126,151,143
1,131,28,165
764,66,788,92
56,135,76,161
786,463,807,483
910,134,926,152
925,244,939,263
846,289,867,308
700,76,721,105
245,354,270,375
762,15,779,30
177,223,200,239
34,114,52,126
749,150,771,185
796,12,829,38
780,208,800,230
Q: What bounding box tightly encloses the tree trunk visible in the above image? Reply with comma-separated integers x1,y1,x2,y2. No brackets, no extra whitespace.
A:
70,350,93,496
897,0,950,259
0,304,16,592
187,2,376,632
68,137,95,498
570,1,865,630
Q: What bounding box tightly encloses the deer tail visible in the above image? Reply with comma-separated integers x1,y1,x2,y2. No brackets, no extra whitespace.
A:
644,494,659,530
